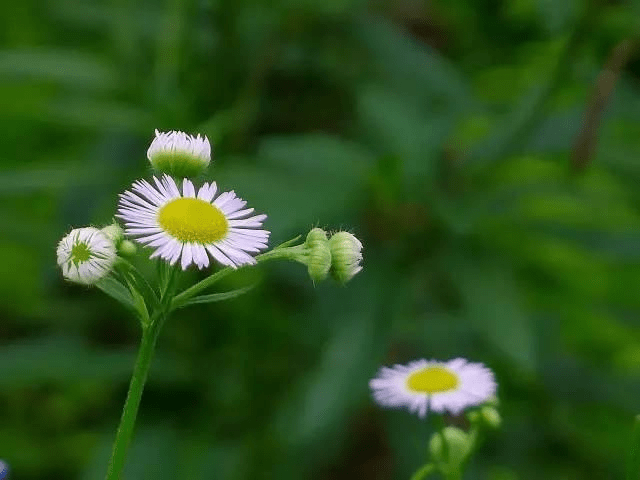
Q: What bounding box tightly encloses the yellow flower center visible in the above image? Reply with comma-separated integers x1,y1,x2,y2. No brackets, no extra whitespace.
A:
407,366,459,394
71,242,91,265
158,197,228,243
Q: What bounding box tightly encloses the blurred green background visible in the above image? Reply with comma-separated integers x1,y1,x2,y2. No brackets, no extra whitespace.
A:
2,0,640,478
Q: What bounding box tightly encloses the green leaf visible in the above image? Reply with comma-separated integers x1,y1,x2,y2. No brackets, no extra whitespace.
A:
175,284,256,309
0,49,119,91
628,415,640,480
447,256,536,371
354,16,476,111
96,276,135,310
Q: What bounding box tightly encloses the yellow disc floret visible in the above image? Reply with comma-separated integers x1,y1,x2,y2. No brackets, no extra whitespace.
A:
158,197,228,243
407,366,459,394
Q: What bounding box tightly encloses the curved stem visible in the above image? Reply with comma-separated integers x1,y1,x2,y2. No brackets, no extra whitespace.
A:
104,317,163,480
170,245,305,310
409,464,436,480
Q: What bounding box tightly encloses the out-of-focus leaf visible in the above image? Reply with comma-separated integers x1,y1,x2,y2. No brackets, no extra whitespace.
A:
353,16,477,111
536,0,579,34
258,133,373,180
356,85,454,185
627,415,640,480
0,337,191,386
0,164,110,194
447,257,536,371
0,49,119,91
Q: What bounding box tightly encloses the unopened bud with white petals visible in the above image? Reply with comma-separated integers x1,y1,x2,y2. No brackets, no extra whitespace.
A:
147,129,211,178
57,227,117,285
328,231,363,283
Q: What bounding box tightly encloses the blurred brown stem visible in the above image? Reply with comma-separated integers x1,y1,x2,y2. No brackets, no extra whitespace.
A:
571,38,638,172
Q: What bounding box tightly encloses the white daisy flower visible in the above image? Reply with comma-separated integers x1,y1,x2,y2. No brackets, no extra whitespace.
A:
57,227,117,285
117,175,269,270
147,129,211,178
369,358,496,418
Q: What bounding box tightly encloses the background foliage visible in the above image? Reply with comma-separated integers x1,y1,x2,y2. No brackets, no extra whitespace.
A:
2,0,640,478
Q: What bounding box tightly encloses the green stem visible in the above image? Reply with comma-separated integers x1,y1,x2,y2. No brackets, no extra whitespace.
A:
104,317,163,480
170,245,305,310
409,464,436,480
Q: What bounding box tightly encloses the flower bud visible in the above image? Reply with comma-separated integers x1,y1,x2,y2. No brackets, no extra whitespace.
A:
57,227,116,285
304,228,332,283
429,426,473,469
480,406,502,429
118,240,137,257
147,129,211,178
328,231,363,283
101,223,124,246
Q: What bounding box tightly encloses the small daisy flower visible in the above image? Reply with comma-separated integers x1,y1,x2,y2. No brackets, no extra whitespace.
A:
117,175,269,270
147,129,211,178
328,231,363,283
369,358,496,418
57,227,117,285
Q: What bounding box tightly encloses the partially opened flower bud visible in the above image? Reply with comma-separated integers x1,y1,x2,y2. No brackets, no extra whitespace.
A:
57,227,117,285
304,228,332,283
147,129,211,178
328,231,363,283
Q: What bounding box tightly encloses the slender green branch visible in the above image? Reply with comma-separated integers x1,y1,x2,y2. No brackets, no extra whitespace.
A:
410,464,436,480
104,317,163,480
170,244,305,310
171,267,233,310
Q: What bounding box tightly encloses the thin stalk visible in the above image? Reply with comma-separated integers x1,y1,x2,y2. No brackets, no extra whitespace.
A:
409,464,436,480
104,317,163,480
171,245,304,309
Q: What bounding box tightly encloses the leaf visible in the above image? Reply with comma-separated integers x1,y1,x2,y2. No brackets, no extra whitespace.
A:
627,415,640,480
258,133,373,181
0,49,119,91
176,284,256,309
96,276,135,310
447,256,536,371
353,16,477,111
356,85,454,181
0,336,190,386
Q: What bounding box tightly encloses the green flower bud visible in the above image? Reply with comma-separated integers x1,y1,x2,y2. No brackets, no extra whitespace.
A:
328,231,363,283
429,426,473,469
101,223,124,246
480,406,502,429
304,228,332,283
147,129,211,178
118,240,137,257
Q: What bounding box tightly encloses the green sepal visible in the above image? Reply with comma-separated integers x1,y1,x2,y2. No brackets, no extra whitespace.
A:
627,415,640,480
173,284,255,309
